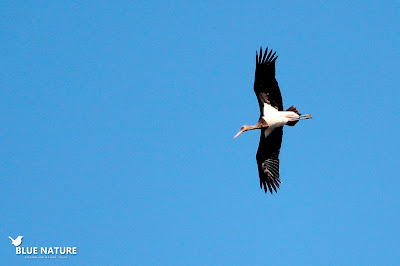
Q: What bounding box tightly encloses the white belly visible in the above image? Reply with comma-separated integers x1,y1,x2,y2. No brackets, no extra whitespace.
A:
262,115,287,137
262,103,299,137
263,114,288,128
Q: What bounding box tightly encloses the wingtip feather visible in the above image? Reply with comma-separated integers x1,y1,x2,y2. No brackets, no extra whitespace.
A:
266,49,273,62
255,46,279,68
256,51,258,64
262,48,268,63
269,51,277,62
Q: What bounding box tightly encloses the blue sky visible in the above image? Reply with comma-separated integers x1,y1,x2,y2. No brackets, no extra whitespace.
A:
1,0,399,265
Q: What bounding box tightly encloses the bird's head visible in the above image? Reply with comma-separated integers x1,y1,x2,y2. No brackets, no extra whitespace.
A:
234,125,250,138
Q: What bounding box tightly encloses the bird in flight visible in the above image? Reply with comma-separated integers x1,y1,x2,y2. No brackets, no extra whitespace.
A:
234,47,312,194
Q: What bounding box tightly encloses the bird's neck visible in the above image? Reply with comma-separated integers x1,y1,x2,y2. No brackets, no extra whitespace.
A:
247,119,269,131
247,124,261,130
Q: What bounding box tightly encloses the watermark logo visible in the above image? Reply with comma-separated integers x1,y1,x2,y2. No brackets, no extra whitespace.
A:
8,235,77,260
9,236,23,247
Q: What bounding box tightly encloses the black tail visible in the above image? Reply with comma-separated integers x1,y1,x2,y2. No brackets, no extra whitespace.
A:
286,105,300,126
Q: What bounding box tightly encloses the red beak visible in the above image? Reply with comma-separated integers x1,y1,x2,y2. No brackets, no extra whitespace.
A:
234,128,245,138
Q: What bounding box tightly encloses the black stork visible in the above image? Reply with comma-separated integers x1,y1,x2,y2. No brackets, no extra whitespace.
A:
234,47,312,194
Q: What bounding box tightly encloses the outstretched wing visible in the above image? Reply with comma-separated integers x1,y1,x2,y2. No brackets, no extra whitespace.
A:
254,47,284,194
256,127,283,194
254,47,283,114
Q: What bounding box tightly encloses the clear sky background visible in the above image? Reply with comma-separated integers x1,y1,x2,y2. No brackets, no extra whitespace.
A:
1,1,399,265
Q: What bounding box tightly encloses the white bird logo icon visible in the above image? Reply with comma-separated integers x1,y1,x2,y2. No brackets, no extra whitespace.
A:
9,236,23,247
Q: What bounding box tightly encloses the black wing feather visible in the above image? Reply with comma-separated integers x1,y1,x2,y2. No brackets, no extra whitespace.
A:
256,127,283,194
253,47,284,194
254,47,283,114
